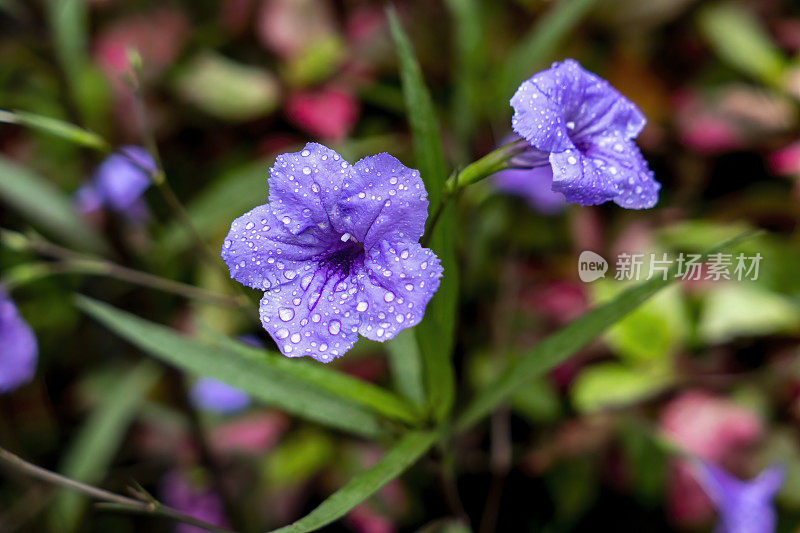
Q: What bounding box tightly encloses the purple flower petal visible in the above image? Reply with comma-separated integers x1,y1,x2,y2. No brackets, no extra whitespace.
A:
268,142,352,235
549,138,659,209
161,470,229,533
259,268,360,362
509,59,659,209
190,377,250,414
0,286,38,394
493,166,566,215
342,153,428,246
222,205,335,291
93,145,155,213
356,241,443,342
696,461,784,533
222,144,442,361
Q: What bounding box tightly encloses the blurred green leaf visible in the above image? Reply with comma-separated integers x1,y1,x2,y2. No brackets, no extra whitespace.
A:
263,429,335,487
455,232,756,432
511,378,561,423
618,418,667,504
0,155,108,254
501,0,600,103
388,8,457,422
283,35,346,86
385,329,425,407
594,284,688,363
269,430,437,533
49,361,161,533
46,0,87,85
208,333,424,425
0,110,109,151
159,159,270,253
76,296,388,439
172,53,281,121
570,362,673,413
445,0,484,156
698,3,787,86
698,284,800,343
545,457,597,525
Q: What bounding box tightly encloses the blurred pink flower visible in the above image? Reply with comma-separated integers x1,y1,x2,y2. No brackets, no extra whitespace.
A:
525,281,588,325
346,504,395,533
161,470,229,533
221,0,255,35
257,0,337,59
769,141,800,176
286,89,359,142
210,412,289,455
660,390,764,526
93,8,188,85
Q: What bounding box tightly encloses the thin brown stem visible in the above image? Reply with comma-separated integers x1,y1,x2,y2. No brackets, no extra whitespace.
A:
0,447,234,533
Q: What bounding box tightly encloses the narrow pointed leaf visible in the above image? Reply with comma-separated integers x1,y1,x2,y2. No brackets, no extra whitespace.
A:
0,110,109,151
76,296,387,439
385,329,425,406
388,8,457,421
0,155,108,254
270,430,437,533
49,361,162,533
456,233,757,432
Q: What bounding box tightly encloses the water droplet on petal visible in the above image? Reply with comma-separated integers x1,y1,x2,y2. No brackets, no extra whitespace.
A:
290,333,301,343
356,302,368,312
275,328,289,339
328,320,341,335
279,308,294,321
384,292,395,302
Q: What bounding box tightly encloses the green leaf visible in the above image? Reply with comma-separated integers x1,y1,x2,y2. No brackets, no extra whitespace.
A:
269,430,437,533
388,8,457,421
0,110,109,151
159,159,270,253
501,0,600,102
0,155,108,254
172,52,281,121
455,232,756,433
385,329,425,407
48,361,162,533
46,0,87,85
76,296,388,439
263,429,335,487
207,333,424,425
387,8,447,211
570,362,673,413
698,284,800,343
698,3,787,86
444,0,484,156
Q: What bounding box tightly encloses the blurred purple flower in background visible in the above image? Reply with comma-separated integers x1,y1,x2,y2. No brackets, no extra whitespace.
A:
493,134,566,215
0,286,38,394
76,146,156,220
189,378,251,415
222,143,443,362
510,59,660,208
161,470,229,533
695,461,784,533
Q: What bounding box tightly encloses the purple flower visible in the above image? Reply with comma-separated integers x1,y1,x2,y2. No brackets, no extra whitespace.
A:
221,143,443,362
190,378,250,414
696,461,784,533
510,59,660,208
0,286,38,394
493,134,566,215
161,470,229,533
76,146,156,219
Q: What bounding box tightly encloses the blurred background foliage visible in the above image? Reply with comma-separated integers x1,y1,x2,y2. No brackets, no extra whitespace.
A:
2,0,800,532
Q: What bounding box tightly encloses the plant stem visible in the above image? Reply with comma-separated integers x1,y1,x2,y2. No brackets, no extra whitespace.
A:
0,447,234,533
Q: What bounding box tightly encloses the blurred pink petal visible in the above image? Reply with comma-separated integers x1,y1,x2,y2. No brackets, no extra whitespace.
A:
210,412,289,454
258,0,337,59
346,504,395,533
93,8,188,86
769,141,800,176
221,0,255,34
525,281,588,325
286,89,359,142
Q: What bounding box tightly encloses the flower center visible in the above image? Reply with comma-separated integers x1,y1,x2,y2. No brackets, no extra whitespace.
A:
318,234,364,277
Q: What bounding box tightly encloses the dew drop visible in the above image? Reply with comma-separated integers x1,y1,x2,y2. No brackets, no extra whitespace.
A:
405,283,414,291
384,292,395,302
290,333,301,343
328,320,341,335
356,302,368,312
275,328,289,339
279,308,294,322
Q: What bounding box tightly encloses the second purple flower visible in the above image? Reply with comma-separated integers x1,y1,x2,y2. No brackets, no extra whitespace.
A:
222,143,443,362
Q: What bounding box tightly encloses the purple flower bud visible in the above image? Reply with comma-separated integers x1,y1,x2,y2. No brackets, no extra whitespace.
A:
161,470,229,533
695,461,784,533
76,146,156,219
0,286,38,394
221,143,443,362
189,378,250,414
510,59,660,209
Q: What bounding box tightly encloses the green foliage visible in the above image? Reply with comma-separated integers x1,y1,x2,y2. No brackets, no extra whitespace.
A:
48,361,161,533
0,110,109,151
0,155,108,254
76,296,391,438
268,430,437,533
570,361,673,413
388,8,457,422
